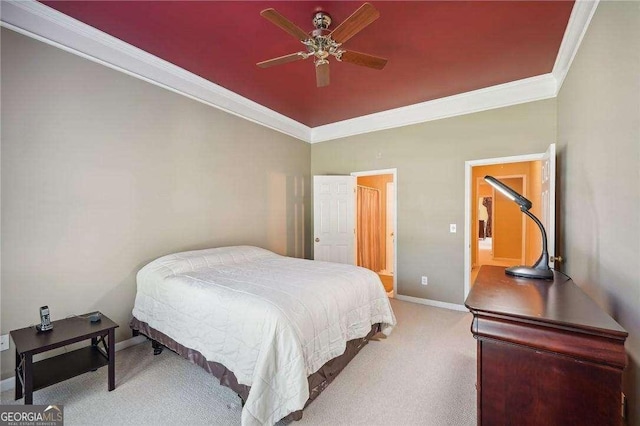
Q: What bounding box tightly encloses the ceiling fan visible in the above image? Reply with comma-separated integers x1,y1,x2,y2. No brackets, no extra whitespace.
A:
257,3,388,87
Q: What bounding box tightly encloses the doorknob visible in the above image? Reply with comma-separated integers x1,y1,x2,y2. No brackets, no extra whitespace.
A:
551,255,563,264
315,238,320,242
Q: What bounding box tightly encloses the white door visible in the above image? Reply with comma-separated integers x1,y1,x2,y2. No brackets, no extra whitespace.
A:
386,181,395,273
313,176,356,264
541,143,556,267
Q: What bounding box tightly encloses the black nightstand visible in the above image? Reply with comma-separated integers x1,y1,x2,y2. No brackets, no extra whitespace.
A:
10,313,119,404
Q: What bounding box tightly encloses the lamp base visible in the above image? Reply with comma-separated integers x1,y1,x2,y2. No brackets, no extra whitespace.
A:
505,265,554,280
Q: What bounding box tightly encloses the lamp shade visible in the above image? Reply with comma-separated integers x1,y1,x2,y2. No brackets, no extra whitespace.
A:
484,175,532,211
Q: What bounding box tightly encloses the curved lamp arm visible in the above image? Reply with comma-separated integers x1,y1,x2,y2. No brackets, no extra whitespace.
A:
484,175,553,279
522,209,550,272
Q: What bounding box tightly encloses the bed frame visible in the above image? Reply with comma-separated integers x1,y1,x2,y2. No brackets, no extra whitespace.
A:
130,317,381,421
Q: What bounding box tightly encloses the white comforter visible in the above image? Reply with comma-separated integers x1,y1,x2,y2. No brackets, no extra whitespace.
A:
132,246,396,425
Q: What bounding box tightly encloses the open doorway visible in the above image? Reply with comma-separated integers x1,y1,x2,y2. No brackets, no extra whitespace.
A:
351,169,397,297
470,164,541,284
463,143,558,299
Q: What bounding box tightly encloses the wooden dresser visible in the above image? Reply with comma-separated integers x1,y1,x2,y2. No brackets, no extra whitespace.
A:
465,266,628,425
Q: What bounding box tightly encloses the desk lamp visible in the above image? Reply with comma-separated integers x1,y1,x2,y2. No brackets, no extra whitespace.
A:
484,175,553,279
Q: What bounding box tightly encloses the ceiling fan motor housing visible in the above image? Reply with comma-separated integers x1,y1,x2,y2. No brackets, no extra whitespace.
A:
306,12,342,62
313,12,332,30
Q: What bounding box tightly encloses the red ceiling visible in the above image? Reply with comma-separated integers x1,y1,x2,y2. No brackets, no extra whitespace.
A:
40,1,574,127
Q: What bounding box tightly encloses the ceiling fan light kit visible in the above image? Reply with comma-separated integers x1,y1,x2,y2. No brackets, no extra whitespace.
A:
257,3,388,87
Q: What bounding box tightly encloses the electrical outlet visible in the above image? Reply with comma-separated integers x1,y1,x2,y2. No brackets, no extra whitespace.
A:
421,276,428,286
450,224,457,233
0,334,9,352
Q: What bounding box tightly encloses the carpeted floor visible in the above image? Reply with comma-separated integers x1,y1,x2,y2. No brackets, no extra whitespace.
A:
1,299,477,425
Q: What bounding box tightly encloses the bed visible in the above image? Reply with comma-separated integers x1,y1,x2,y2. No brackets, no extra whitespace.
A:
130,246,396,425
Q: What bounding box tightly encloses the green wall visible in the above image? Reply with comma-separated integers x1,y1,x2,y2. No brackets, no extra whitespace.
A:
557,2,640,423
312,99,556,304
0,28,311,379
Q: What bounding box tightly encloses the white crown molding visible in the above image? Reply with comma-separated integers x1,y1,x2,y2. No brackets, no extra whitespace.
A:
552,0,600,92
310,74,557,143
1,0,596,144
0,0,311,142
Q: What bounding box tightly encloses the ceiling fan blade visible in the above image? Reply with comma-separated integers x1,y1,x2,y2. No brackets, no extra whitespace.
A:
257,52,307,68
339,50,388,70
316,61,330,87
260,8,310,42
329,3,380,44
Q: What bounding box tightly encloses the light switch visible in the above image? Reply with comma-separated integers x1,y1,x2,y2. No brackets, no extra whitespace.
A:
450,224,457,233
0,334,9,352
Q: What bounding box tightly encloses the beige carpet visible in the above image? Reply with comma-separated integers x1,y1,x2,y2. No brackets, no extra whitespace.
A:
1,299,477,425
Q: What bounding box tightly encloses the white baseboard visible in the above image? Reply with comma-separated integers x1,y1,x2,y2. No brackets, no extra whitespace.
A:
0,335,147,392
0,377,15,392
114,335,146,352
395,294,469,312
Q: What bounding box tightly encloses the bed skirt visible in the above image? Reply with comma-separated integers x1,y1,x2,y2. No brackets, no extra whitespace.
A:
130,317,381,422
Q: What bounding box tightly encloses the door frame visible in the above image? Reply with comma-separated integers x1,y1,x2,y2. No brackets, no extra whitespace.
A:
464,154,544,299
386,181,395,273
351,168,398,296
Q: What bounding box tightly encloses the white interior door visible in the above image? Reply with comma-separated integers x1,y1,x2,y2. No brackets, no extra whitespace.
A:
313,175,356,264
541,143,556,268
386,181,395,273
